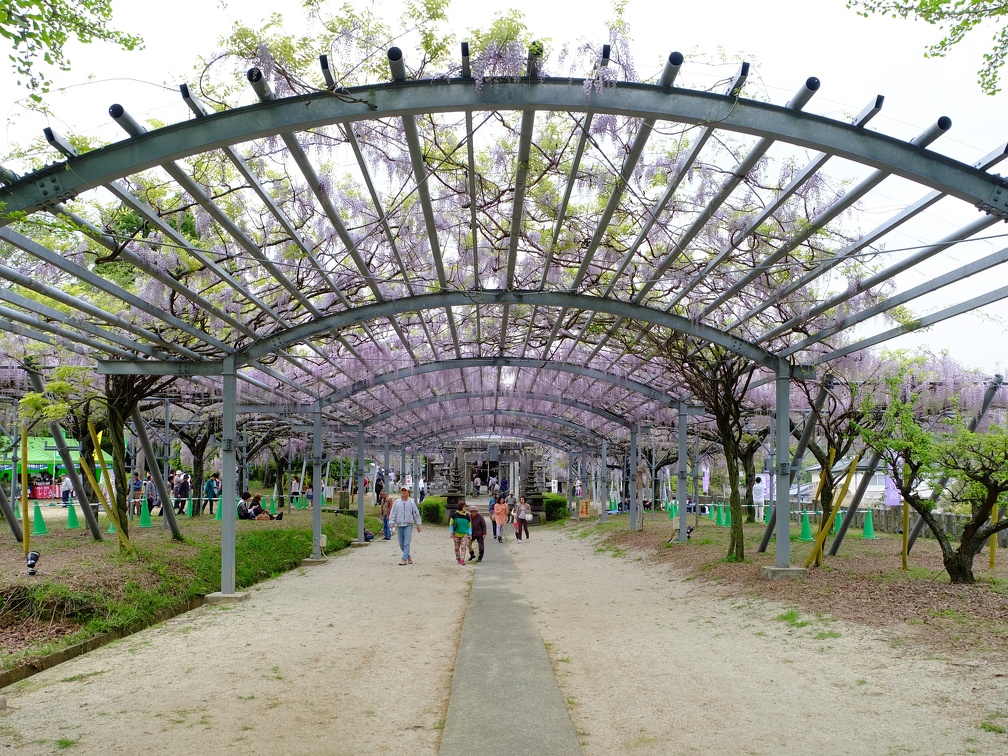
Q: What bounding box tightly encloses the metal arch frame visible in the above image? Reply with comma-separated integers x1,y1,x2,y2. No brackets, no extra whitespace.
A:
364,409,605,448
97,354,684,414
317,357,679,410
360,390,631,430
235,290,776,369
4,79,1004,220
408,427,577,457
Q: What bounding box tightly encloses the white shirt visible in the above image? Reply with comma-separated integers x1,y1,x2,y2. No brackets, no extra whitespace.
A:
752,481,765,505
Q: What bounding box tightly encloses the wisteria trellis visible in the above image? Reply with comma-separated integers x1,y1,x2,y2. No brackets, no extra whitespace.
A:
1,39,1006,457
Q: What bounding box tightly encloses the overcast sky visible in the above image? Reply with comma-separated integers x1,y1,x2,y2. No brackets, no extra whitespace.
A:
1,0,1005,374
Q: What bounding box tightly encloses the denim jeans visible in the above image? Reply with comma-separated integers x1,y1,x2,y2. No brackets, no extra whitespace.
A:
382,515,391,540
397,524,414,560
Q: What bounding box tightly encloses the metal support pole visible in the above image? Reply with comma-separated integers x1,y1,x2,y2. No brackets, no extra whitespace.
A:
25,368,102,539
400,446,407,490
758,375,832,554
163,397,171,529
130,406,181,539
357,426,366,543
677,404,689,542
629,425,639,531
311,401,323,560
567,451,574,514
774,360,792,568
220,358,238,594
907,373,1003,552
600,438,608,522
828,449,882,556
693,430,701,528
384,438,390,479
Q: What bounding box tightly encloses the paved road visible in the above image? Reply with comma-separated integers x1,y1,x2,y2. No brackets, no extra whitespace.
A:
439,532,582,755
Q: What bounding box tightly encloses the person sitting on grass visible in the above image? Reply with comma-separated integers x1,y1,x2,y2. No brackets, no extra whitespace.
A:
249,493,282,520
237,491,283,521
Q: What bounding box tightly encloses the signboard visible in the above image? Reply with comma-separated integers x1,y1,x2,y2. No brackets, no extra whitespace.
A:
884,475,901,506
702,467,709,494
578,499,590,518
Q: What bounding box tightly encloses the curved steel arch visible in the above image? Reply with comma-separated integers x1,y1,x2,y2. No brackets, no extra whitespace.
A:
361,390,630,429
372,409,604,448
239,290,776,368
3,79,1002,220
407,427,577,457
321,357,677,410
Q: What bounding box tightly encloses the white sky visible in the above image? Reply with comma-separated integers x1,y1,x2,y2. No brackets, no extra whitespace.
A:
1,0,1005,374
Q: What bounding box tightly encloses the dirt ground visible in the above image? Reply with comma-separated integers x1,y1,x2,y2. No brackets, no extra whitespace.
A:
1,516,1007,754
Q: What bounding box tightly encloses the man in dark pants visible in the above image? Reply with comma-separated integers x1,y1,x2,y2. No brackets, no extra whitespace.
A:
468,504,487,562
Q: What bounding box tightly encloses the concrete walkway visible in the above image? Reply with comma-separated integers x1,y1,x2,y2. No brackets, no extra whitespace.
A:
439,531,582,755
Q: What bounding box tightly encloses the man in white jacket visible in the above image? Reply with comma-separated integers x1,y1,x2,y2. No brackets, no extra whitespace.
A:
390,485,422,565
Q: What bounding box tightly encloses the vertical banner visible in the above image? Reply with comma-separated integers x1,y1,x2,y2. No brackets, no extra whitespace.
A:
884,475,901,506
702,467,709,495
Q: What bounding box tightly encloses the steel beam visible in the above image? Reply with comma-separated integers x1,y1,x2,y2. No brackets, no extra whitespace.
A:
237,290,775,368
6,80,1004,223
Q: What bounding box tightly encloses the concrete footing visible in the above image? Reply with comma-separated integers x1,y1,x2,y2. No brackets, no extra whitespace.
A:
760,565,807,580
205,591,250,604
301,557,328,566
350,540,370,548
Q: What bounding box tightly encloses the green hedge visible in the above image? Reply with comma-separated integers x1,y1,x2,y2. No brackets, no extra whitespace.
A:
421,497,445,525
543,493,569,522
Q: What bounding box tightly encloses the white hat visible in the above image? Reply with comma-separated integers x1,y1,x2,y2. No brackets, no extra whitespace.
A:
400,484,410,491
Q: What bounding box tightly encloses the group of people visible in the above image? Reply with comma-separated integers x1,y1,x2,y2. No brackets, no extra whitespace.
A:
237,491,283,520
472,473,509,500
446,493,533,564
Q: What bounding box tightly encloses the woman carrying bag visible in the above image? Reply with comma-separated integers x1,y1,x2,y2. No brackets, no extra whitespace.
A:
515,496,531,541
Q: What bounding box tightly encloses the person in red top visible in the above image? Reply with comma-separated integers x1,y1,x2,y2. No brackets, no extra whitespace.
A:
468,504,487,562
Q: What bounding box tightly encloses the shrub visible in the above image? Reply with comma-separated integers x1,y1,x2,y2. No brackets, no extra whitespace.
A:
421,498,445,525
543,493,569,522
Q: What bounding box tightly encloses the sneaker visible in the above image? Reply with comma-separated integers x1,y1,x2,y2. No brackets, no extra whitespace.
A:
468,553,476,561
276,512,283,521
458,558,465,565
399,560,407,566
407,557,412,565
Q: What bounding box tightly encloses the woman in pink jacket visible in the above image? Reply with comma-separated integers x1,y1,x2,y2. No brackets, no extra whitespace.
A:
493,497,507,543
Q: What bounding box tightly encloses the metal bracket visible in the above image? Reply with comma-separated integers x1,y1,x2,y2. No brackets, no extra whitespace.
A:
223,438,234,452
35,172,68,208
978,174,1008,220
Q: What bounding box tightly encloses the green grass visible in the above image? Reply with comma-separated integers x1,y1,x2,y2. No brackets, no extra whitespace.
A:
980,722,1005,734
775,609,811,628
0,509,381,674
814,629,842,639
56,736,81,749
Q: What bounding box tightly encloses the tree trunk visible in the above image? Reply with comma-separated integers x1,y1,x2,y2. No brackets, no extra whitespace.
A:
720,430,744,562
742,453,756,522
943,548,976,584
105,404,130,540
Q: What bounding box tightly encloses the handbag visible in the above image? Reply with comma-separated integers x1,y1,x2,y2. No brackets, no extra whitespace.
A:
524,512,533,521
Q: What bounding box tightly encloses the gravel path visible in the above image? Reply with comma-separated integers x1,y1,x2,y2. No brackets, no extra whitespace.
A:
2,524,1007,754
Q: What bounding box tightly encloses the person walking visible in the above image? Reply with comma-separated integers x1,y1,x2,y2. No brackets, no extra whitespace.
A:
60,473,73,507
516,496,531,541
130,471,143,515
202,472,220,515
173,472,190,515
379,491,393,540
468,504,487,562
448,500,471,565
144,473,160,515
390,485,422,565
493,497,507,543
